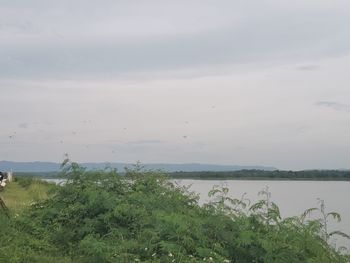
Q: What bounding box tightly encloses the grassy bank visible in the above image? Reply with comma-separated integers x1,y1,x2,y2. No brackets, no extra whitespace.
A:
0,178,56,213
1,163,349,262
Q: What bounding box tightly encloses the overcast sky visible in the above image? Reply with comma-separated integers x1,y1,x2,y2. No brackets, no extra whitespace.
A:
1,0,350,170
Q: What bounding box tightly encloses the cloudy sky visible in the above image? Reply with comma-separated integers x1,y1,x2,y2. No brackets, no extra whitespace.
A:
1,0,350,170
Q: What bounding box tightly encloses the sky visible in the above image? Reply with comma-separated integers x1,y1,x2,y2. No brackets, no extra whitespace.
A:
1,0,350,170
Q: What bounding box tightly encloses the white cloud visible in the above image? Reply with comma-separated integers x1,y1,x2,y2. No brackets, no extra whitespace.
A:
1,0,350,79
315,101,350,113
1,0,350,169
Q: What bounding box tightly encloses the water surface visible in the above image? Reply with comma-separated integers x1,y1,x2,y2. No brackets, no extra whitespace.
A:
176,179,350,248
46,178,350,248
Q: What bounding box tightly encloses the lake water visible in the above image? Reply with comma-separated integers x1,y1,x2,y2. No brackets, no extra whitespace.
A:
177,179,350,248
45,179,350,248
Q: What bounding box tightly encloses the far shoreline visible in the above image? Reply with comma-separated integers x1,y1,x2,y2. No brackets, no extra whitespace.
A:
12,169,350,182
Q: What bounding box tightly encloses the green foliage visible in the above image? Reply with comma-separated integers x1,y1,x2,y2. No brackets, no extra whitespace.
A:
0,160,349,262
169,170,350,180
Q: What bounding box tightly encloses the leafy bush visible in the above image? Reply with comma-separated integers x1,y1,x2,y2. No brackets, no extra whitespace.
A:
0,160,349,262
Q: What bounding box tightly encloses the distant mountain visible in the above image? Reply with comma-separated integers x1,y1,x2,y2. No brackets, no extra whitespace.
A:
0,161,61,173
0,160,276,173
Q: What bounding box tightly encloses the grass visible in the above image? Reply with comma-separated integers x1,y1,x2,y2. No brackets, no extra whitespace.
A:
0,179,55,213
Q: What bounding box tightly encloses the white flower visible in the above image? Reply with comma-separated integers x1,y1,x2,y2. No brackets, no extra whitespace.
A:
168,252,173,257
152,253,156,257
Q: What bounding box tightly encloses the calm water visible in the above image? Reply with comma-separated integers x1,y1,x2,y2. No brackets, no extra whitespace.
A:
176,180,350,248
46,179,350,248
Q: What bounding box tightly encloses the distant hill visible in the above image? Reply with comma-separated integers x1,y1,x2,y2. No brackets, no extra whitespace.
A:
0,161,276,173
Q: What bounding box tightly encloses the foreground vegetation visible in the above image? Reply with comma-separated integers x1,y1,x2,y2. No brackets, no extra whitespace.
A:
1,161,349,262
0,177,56,213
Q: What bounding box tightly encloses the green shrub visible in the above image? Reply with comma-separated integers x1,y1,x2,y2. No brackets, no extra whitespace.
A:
0,160,349,262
